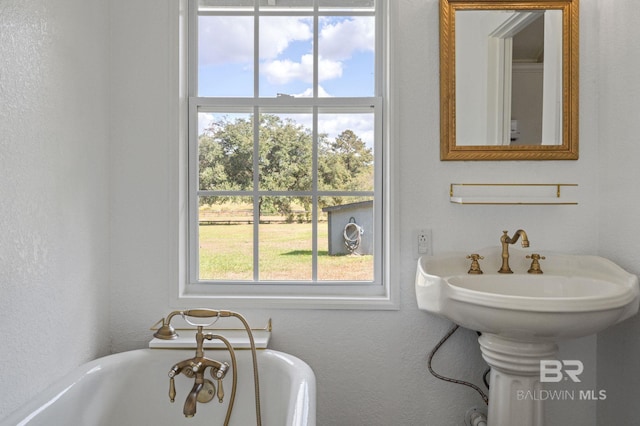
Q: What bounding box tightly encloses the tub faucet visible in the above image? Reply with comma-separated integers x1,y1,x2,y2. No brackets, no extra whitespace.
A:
169,357,228,417
184,381,204,417
166,326,232,418
498,229,529,274
156,309,261,426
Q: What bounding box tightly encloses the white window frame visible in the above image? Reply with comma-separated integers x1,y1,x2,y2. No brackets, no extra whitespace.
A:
170,0,398,310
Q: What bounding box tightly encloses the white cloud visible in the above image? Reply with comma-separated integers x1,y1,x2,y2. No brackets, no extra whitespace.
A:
318,57,343,82
259,17,312,60
294,85,333,98
262,54,313,84
318,113,375,147
259,17,374,86
271,112,374,148
261,54,343,85
198,16,254,66
319,17,375,61
198,16,374,89
198,17,312,66
198,112,215,135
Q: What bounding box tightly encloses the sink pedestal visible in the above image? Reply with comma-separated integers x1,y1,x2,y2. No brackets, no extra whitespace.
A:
417,249,639,424
479,334,558,426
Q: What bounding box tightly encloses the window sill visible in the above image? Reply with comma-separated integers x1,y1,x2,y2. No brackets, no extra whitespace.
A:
172,282,399,310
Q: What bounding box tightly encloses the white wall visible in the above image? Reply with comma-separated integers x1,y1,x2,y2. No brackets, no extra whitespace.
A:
2,0,636,424
596,1,640,425
0,0,111,418
108,1,601,425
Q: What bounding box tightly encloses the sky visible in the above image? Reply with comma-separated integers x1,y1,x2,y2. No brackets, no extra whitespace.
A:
197,15,375,97
196,13,376,145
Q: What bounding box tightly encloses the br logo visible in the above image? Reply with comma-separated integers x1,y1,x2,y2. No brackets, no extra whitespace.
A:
540,360,584,383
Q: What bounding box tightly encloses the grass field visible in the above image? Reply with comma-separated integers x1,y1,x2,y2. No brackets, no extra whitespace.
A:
199,222,373,281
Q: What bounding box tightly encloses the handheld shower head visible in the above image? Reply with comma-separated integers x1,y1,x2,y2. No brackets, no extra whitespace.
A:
154,318,179,340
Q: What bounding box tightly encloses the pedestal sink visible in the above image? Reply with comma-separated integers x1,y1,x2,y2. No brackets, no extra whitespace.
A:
415,247,639,426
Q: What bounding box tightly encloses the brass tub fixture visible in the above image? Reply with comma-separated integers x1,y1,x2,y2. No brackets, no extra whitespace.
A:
155,309,262,426
168,328,237,419
498,230,530,274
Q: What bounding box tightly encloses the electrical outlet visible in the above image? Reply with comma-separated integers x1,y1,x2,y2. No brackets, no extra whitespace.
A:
415,228,432,257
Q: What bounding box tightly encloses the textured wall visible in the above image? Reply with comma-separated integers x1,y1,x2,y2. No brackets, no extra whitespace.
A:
0,0,110,418
596,1,640,425
1,0,630,424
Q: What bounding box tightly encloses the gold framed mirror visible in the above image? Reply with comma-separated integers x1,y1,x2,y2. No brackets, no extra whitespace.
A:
440,0,578,160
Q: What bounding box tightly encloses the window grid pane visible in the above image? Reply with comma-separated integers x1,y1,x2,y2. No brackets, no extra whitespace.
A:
198,112,254,191
258,113,313,191
318,16,375,97
198,196,254,281
198,16,254,97
259,196,313,281
191,0,379,284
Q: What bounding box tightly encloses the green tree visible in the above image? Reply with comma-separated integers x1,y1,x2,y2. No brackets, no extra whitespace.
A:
199,116,253,206
198,114,373,217
319,129,373,191
318,129,374,207
257,114,313,219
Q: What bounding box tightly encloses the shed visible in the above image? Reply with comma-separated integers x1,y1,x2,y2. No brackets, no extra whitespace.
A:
322,200,373,255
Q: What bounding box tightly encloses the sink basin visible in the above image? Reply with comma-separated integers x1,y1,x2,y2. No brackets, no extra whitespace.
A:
416,247,639,341
417,246,640,425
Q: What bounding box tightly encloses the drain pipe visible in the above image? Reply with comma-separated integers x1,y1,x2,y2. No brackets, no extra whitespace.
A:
465,408,487,426
469,411,487,426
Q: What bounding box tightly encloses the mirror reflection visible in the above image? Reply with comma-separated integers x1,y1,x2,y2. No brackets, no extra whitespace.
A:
439,0,578,161
456,10,563,146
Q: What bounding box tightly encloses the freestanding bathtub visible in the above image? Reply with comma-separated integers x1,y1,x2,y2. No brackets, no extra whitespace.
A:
0,348,316,426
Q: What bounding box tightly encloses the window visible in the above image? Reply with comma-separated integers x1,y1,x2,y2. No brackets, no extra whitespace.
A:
178,0,396,308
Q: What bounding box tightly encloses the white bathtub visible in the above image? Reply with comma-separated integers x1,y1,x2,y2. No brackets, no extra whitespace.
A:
1,348,316,426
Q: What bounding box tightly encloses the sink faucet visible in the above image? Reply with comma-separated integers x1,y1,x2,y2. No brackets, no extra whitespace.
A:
498,229,529,273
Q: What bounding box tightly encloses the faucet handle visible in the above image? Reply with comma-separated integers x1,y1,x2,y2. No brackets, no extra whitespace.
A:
169,377,176,402
526,254,546,274
467,254,484,275
217,378,225,403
